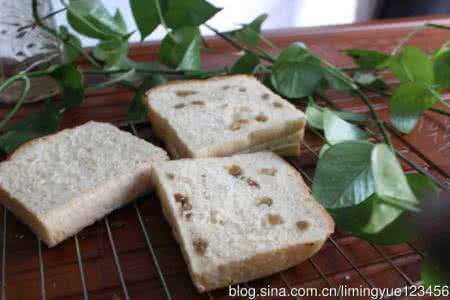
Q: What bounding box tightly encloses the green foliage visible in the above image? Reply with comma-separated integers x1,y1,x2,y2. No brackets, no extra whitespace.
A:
227,14,268,47
433,47,450,89
231,54,260,74
59,26,82,62
341,49,390,69
371,144,418,211
271,43,323,98
323,110,368,144
353,72,388,90
130,0,166,40
306,99,369,130
67,0,126,39
389,46,434,85
159,26,201,70
389,82,434,133
312,141,375,209
328,169,437,244
0,102,61,154
93,38,129,67
49,64,84,108
323,64,357,91
165,0,221,29
127,75,167,120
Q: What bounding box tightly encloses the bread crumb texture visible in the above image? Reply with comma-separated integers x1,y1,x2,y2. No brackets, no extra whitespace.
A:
152,152,334,291
0,121,168,245
146,75,306,157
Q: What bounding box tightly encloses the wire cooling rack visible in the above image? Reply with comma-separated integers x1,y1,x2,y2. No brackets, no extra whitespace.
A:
0,120,446,300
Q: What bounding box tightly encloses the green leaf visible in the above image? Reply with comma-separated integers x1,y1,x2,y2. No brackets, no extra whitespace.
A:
306,99,369,130
228,14,268,47
305,100,325,129
59,26,82,62
130,0,166,40
49,64,84,109
67,0,126,39
433,47,450,89
323,65,357,91
108,57,158,84
0,102,61,154
312,141,374,209
330,173,437,245
127,75,167,120
341,49,390,69
113,9,127,33
165,0,221,29
231,54,260,74
422,256,450,288
371,144,418,211
318,144,330,158
330,193,402,234
271,43,323,98
407,173,440,200
353,72,388,91
389,82,433,134
159,26,201,70
93,38,128,67
323,110,368,144
389,46,434,84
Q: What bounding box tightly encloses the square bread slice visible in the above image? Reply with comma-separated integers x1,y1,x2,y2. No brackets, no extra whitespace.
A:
151,152,334,292
145,75,306,158
0,121,169,247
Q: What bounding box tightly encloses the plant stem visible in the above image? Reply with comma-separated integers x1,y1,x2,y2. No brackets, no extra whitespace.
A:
359,84,450,118
17,7,67,32
354,89,394,149
31,0,101,68
83,67,228,77
86,69,137,91
0,75,30,130
430,107,450,116
425,23,450,30
205,24,275,63
391,26,424,55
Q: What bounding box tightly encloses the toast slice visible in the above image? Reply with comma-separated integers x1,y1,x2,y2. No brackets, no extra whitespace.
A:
145,75,306,158
151,152,334,292
0,121,169,247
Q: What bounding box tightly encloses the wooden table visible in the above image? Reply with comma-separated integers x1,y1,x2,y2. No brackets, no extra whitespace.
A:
0,14,449,300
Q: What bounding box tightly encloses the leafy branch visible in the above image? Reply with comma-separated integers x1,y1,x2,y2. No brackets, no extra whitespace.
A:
0,0,449,286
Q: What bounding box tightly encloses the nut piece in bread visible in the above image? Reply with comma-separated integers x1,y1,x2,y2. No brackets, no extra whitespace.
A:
145,75,306,158
0,121,169,247
151,152,334,292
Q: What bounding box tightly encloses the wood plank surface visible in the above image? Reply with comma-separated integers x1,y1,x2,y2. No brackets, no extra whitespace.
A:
0,14,449,300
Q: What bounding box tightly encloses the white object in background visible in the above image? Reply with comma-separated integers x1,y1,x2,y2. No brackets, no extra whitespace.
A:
52,0,366,47
0,0,61,103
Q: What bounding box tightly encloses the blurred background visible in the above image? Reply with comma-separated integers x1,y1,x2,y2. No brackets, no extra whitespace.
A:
49,0,450,46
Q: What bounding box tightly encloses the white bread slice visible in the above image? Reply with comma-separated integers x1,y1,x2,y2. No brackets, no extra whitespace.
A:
0,121,169,247
151,152,334,292
145,75,306,158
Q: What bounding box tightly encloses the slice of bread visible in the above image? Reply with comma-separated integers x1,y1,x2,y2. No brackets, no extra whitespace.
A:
0,121,169,247
151,152,334,292
145,75,306,158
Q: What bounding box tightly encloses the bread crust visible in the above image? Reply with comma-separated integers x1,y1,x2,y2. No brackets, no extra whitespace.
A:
144,75,305,158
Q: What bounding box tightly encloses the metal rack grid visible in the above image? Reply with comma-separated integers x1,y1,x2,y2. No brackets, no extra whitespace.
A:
0,120,443,300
